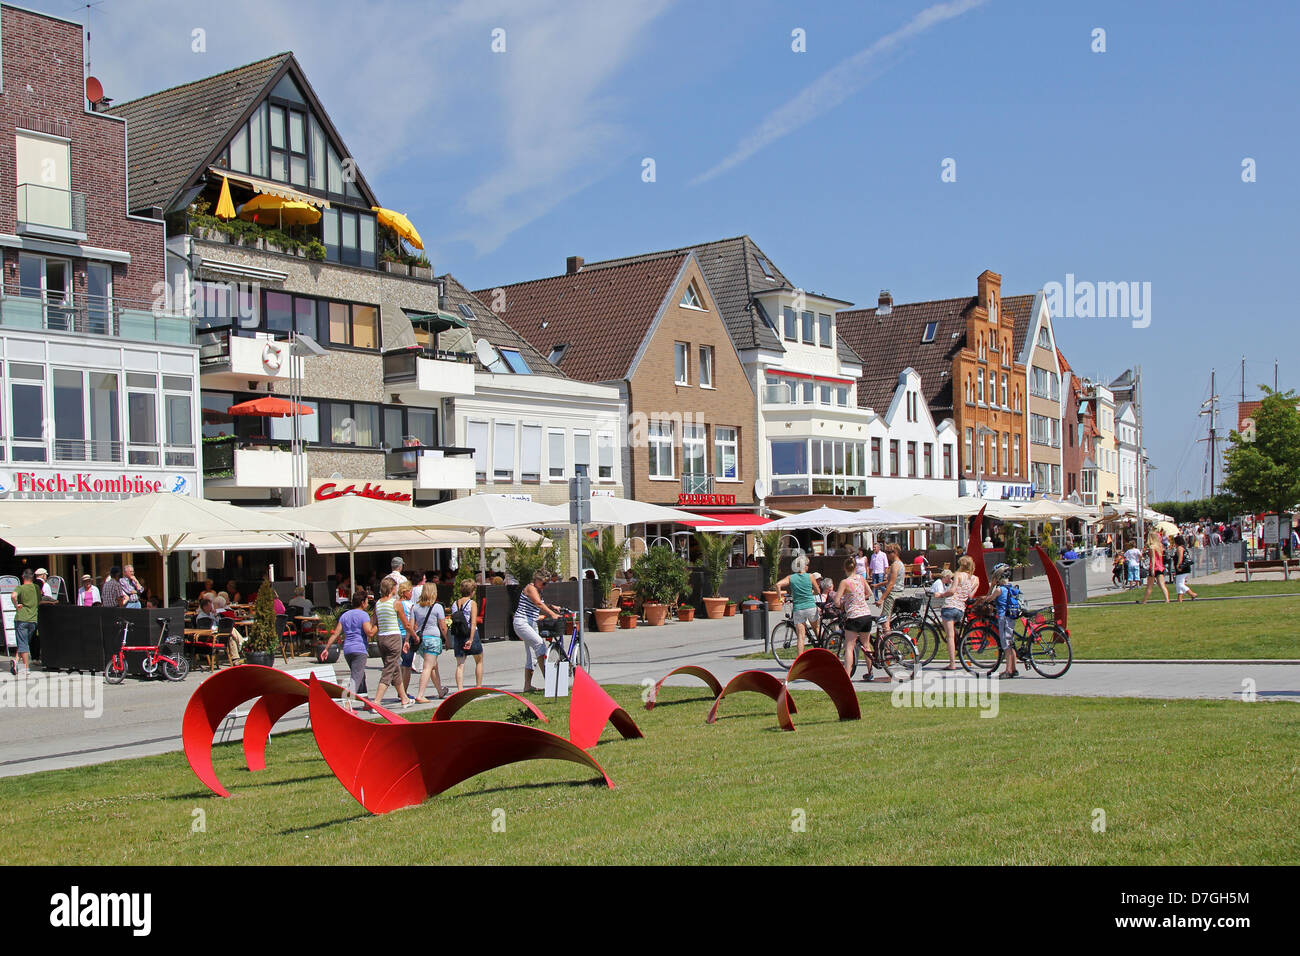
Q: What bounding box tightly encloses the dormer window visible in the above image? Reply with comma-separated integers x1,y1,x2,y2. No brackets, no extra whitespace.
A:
680,283,704,309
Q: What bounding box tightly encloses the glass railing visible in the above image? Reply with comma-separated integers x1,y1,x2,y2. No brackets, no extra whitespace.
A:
383,445,473,479
0,292,194,345
15,184,86,233
382,347,475,382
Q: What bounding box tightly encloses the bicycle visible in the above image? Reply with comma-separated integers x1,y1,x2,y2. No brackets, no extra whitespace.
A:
888,589,945,666
958,606,1072,678
541,607,590,671
770,601,844,669
105,617,190,684
843,616,919,681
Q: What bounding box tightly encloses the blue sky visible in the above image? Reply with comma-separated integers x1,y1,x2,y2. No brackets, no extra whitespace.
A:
36,0,1300,500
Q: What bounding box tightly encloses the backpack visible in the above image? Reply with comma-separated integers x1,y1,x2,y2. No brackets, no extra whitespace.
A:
994,584,1021,618
449,599,472,641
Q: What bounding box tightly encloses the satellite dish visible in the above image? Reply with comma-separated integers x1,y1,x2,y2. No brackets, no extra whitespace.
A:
475,338,499,368
86,76,104,104
753,478,768,500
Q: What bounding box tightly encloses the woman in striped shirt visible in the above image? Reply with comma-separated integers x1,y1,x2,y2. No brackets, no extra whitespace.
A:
514,570,560,693
372,577,415,708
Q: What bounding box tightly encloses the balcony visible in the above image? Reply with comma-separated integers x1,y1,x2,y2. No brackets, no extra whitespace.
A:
382,347,475,402
681,474,714,496
15,184,87,242
384,445,475,491
203,436,296,491
0,292,193,345
198,326,301,389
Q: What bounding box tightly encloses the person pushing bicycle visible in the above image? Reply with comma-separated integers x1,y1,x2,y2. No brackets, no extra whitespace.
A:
971,562,1020,679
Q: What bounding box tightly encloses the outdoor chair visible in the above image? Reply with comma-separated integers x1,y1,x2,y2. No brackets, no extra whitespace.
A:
275,614,298,662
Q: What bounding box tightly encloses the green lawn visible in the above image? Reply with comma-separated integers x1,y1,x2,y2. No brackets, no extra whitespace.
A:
0,687,1296,865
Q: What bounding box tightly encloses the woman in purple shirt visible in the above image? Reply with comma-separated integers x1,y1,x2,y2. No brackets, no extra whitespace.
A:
321,589,377,699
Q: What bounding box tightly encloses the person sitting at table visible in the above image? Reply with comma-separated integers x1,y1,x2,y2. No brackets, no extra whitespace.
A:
212,594,245,660
288,586,314,618
335,577,351,606
77,574,101,607
225,580,242,604
194,597,217,630
272,591,286,615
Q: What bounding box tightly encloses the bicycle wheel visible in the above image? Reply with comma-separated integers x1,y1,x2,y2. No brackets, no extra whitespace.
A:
546,640,568,668
163,655,190,682
104,654,126,685
897,617,942,667
959,624,1001,674
770,620,799,669
1027,625,1072,679
821,622,844,659
574,638,591,672
878,631,919,681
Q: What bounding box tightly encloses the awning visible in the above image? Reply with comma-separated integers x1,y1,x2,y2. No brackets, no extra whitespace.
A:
402,307,465,332
207,167,330,208
675,512,773,530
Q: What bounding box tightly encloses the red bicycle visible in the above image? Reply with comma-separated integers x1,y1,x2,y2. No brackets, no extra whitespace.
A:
105,617,190,683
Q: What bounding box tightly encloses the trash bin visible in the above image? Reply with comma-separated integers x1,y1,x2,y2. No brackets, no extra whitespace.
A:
1055,560,1088,605
741,600,767,642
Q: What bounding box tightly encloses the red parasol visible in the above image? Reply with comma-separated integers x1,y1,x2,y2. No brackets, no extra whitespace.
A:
227,397,314,418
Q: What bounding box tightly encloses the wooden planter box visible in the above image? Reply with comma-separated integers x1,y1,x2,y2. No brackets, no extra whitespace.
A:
384,261,410,276
618,615,638,629
676,607,695,622
411,266,432,280
723,603,737,617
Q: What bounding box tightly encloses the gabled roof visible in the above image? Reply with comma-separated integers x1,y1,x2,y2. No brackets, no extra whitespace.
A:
438,275,563,378
108,52,378,214
1005,293,1036,356
584,234,861,365
837,296,974,415
473,254,689,384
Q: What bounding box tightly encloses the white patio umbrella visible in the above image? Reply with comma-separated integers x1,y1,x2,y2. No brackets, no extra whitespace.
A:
416,494,563,581
10,492,308,604
1006,499,1085,520
764,506,864,551
578,497,722,528
848,507,942,529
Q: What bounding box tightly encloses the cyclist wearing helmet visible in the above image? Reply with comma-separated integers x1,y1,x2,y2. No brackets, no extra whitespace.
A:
972,562,1020,678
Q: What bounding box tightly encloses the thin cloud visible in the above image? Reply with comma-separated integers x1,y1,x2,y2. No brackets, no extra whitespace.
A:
691,0,989,186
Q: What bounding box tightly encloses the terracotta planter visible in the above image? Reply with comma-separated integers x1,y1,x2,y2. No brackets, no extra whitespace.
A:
677,607,695,622
618,615,638,629
723,604,737,617
763,590,782,611
703,596,728,619
643,603,669,626
592,607,619,632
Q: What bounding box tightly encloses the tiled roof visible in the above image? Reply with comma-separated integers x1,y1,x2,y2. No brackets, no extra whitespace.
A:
585,235,861,365
1005,294,1035,356
438,275,563,378
836,296,974,416
108,54,291,212
472,254,687,383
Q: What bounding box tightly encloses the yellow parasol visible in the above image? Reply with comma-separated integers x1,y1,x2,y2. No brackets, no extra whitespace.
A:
238,193,322,227
215,175,237,220
372,206,424,250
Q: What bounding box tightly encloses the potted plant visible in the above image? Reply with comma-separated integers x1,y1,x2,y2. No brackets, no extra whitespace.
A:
243,579,279,666
382,249,408,275
676,602,695,622
724,599,737,617
632,545,689,626
583,527,628,632
618,608,638,629
694,531,734,619
410,253,433,280
758,528,784,610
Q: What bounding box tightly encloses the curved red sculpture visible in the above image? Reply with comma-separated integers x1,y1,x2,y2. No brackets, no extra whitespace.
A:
705,670,797,725
968,506,991,596
307,676,612,813
1034,544,1069,629
568,666,644,750
776,647,862,731
433,687,549,723
183,664,404,796
643,664,723,711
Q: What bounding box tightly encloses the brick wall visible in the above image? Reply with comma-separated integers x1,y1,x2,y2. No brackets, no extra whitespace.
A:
0,5,164,303
626,257,755,506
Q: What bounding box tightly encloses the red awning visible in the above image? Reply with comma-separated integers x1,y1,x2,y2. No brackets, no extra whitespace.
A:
676,512,772,529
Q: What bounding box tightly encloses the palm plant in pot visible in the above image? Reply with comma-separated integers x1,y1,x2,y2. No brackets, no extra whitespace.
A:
757,528,785,610
694,531,734,619
632,545,689,626
583,527,628,632
243,579,279,666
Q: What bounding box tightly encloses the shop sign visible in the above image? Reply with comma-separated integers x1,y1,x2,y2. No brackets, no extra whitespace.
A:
0,470,193,498
678,493,736,507
311,479,413,503
1000,484,1035,501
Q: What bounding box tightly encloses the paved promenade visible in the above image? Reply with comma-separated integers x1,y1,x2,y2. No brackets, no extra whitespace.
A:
0,561,1294,780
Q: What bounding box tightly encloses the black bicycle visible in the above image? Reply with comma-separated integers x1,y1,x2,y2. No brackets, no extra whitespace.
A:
770,602,844,669
958,607,1072,678
843,616,919,681
887,590,945,666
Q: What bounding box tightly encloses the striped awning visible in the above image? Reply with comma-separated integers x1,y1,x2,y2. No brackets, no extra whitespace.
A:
207,167,330,208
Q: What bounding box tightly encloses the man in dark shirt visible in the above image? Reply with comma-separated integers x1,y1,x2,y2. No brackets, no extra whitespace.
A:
101,566,125,609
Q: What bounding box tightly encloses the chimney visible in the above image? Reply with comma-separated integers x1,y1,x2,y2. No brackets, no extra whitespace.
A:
877,290,892,315
566,256,584,275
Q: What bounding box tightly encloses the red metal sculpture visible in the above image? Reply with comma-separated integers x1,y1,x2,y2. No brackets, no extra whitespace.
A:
643,664,723,711
705,670,797,725
775,647,862,731
306,676,612,813
433,686,549,723
567,666,644,750
968,506,991,596
1034,544,1070,629
183,664,403,796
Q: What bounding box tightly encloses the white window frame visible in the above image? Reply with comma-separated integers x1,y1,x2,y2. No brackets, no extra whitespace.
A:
492,421,516,483
714,425,738,481
520,423,542,483
596,431,615,481
547,429,566,480
574,429,591,478
674,342,689,386
648,420,674,479
680,283,705,310
698,345,714,388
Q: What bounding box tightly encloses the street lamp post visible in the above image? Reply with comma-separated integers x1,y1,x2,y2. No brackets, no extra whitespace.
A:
288,332,328,586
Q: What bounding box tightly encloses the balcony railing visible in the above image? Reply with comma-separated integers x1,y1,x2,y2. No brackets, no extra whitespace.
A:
53,438,123,463
681,474,714,495
15,183,86,237
382,347,474,383
0,292,194,345
762,381,852,409
383,444,473,480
